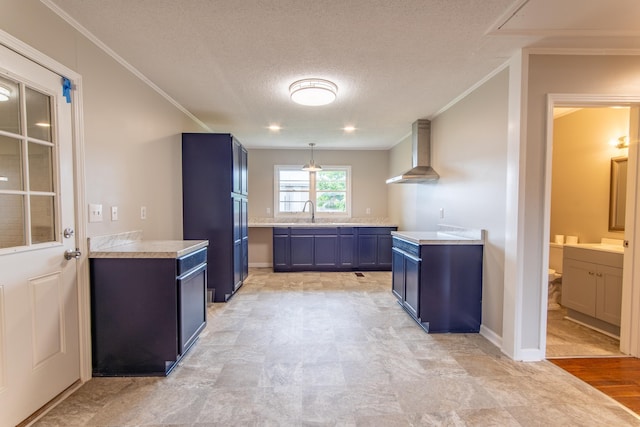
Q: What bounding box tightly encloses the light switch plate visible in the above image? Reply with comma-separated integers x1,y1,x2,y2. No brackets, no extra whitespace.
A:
89,204,103,222
111,206,118,221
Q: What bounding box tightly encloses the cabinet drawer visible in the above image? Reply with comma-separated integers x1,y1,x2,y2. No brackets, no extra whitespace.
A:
177,248,207,276
291,227,337,235
273,227,289,235
359,227,395,235
392,237,419,257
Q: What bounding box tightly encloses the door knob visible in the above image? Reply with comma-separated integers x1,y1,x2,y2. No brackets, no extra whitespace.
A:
64,248,82,260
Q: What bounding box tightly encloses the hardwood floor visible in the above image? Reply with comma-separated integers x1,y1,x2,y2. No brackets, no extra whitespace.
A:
551,357,640,415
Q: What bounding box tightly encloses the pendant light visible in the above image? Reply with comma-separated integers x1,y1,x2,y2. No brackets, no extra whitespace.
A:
302,143,322,171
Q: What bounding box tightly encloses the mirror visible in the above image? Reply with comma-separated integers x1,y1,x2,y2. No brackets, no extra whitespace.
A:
609,156,627,231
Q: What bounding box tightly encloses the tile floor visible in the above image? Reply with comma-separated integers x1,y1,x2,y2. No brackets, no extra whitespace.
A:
546,307,624,358
34,269,640,426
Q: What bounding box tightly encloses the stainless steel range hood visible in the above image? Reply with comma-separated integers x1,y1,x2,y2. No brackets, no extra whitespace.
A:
386,119,439,184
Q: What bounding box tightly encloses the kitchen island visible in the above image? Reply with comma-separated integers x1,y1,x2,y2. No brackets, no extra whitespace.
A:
89,231,208,376
392,226,484,333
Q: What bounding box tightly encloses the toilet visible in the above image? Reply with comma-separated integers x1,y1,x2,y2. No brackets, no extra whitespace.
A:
548,243,563,310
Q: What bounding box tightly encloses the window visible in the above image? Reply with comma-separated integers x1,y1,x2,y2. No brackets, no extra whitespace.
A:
0,75,58,250
275,165,351,217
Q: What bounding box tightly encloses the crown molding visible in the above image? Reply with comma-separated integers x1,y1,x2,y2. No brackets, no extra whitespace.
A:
40,0,210,131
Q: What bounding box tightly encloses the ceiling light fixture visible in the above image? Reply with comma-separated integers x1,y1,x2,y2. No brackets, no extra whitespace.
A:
302,143,322,171
343,125,356,133
289,78,337,106
268,124,281,131
0,85,10,102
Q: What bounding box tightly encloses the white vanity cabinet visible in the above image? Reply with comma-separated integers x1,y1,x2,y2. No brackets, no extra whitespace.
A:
562,245,623,334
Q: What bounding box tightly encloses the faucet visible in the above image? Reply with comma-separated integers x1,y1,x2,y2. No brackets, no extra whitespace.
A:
302,200,315,223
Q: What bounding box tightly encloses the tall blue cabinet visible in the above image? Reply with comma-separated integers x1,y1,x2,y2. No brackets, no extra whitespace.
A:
182,133,248,302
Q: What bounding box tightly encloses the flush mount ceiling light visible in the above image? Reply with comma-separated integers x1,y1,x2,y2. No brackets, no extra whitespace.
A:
302,143,322,171
289,78,337,106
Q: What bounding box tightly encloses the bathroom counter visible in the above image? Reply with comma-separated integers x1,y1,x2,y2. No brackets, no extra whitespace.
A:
564,243,624,254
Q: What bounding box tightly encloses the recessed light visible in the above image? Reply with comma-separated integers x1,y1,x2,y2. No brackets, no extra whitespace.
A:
289,78,337,106
268,124,281,131
343,126,356,132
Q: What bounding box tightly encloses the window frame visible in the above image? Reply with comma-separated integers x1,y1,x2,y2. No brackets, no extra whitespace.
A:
273,165,352,219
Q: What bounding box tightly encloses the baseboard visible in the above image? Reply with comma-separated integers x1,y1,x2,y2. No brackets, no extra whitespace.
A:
515,348,545,362
249,262,271,268
480,324,502,349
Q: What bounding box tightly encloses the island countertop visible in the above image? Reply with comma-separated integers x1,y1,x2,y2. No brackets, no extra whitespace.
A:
392,227,485,245
88,231,208,259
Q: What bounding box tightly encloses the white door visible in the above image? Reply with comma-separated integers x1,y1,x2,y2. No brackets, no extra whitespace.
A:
0,45,80,426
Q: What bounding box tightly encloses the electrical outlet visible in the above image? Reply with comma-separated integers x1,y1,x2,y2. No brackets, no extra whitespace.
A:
266,207,271,214
366,208,371,215
89,204,103,223
440,208,445,219
140,206,147,220
111,206,118,221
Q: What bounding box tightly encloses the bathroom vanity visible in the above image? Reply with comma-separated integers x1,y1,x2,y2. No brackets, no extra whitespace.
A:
391,226,484,333
562,240,624,337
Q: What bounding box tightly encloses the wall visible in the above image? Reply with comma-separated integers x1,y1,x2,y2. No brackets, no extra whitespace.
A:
515,54,640,355
1,0,204,240
551,107,629,243
247,148,389,266
388,69,509,337
387,134,418,229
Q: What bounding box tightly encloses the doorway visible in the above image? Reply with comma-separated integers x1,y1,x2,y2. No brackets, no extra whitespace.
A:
543,99,639,359
0,32,90,426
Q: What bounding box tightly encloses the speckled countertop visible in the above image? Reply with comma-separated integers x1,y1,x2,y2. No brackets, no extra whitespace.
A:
88,230,208,259
392,225,485,245
249,217,397,228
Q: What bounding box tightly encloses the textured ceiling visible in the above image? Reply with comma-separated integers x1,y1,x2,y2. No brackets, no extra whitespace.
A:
45,0,640,149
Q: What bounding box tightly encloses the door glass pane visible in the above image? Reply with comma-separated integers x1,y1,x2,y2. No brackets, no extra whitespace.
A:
0,194,25,248
0,135,23,190
30,195,55,244
0,76,20,134
28,142,53,192
26,87,52,142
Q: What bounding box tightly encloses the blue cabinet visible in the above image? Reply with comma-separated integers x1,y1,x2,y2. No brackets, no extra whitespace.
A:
273,229,290,270
291,234,314,268
273,226,396,272
182,133,248,302
357,227,393,270
90,247,207,376
392,237,483,333
338,228,355,268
